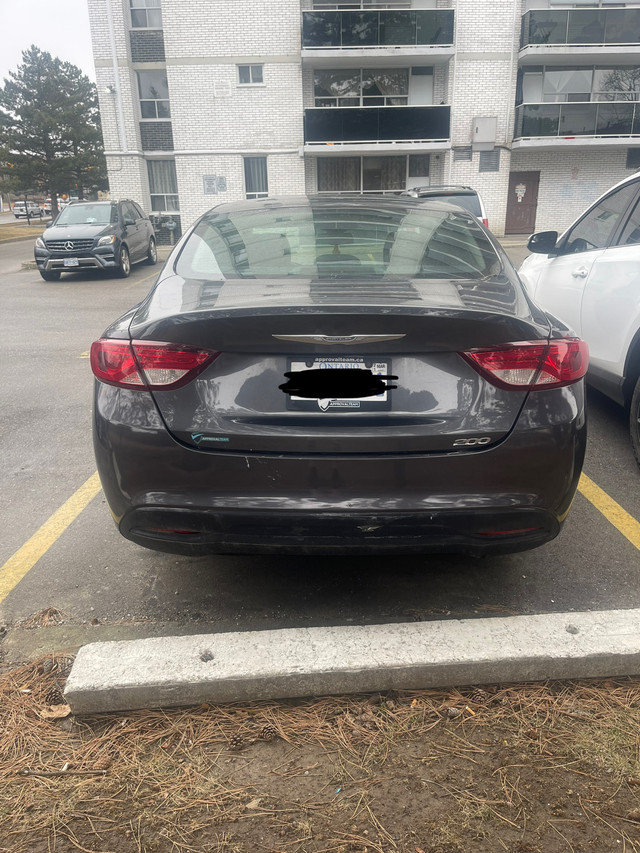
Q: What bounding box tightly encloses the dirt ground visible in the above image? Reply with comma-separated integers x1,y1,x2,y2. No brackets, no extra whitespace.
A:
3,653,640,853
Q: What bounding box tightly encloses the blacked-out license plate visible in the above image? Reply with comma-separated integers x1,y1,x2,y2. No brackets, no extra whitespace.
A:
286,356,392,412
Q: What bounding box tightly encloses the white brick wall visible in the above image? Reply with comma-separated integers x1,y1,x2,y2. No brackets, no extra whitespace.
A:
87,0,640,237
511,149,639,233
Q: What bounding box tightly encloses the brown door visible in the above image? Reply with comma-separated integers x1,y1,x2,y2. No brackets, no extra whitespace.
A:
505,171,540,234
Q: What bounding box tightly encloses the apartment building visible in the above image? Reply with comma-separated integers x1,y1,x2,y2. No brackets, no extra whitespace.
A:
87,0,640,242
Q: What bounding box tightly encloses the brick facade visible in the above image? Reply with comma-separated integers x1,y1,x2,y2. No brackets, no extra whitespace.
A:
87,0,640,237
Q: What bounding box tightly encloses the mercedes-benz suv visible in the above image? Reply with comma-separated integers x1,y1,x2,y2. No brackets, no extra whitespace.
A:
34,200,157,281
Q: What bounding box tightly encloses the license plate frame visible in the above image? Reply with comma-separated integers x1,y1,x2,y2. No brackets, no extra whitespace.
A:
63,258,80,267
285,356,392,412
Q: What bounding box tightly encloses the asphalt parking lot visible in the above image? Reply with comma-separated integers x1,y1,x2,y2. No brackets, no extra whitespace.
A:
0,235,639,664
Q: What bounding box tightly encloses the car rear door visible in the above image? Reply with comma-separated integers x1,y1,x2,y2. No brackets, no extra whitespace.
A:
121,201,145,261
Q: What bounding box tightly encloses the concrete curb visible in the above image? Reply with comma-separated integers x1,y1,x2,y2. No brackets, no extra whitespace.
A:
64,609,640,713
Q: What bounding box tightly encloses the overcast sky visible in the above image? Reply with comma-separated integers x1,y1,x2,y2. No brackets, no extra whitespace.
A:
0,0,96,84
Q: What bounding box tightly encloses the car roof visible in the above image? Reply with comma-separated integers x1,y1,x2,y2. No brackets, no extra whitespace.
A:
201,194,479,216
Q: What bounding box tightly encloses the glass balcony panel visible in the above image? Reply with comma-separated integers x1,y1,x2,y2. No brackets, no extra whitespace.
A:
517,104,560,137
596,103,634,134
379,12,415,46
416,10,454,45
604,9,640,44
523,11,568,46
567,10,606,45
303,12,341,47
304,106,450,143
302,10,454,50
341,11,378,47
559,103,598,135
633,107,640,134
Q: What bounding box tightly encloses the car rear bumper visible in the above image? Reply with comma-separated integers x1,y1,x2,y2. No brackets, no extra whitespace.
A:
94,381,586,556
120,505,559,556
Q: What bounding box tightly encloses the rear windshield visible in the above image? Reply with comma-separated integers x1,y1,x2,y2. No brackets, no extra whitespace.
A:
55,204,115,226
176,203,500,281
423,193,482,219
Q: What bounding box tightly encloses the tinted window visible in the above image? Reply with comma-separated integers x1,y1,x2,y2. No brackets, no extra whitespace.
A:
176,204,501,281
122,202,138,222
617,191,640,246
563,183,638,253
425,193,482,218
131,202,146,219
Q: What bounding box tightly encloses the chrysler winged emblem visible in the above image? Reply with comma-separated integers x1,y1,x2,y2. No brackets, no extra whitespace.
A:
272,334,406,345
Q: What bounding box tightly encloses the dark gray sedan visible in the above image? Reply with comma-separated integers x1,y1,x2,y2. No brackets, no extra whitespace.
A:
91,195,588,556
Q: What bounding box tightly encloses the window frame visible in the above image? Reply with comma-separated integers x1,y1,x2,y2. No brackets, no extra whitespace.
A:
559,180,640,255
137,70,171,120
147,159,180,212
237,64,264,86
130,0,163,29
243,156,269,199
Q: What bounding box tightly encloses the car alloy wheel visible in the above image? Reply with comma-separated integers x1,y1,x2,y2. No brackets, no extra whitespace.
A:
145,237,157,265
116,245,131,278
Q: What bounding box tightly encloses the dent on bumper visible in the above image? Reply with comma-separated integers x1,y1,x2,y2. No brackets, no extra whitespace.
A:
93,382,586,555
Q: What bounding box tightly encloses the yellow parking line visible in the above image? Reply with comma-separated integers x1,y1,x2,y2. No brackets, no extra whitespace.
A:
0,473,102,604
578,473,640,551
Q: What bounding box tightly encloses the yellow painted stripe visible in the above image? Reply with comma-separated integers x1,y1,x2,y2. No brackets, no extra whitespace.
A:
0,473,102,604
578,473,640,551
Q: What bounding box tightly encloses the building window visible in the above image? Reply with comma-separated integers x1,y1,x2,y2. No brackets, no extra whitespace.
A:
314,69,409,107
318,155,409,193
138,71,171,119
130,0,162,29
147,160,179,211
244,157,268,199
627,148,640,169
238,65,263,85
479,150,500,173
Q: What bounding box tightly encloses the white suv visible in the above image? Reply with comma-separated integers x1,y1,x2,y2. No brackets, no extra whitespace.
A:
12,201,43,219
518,173,640,464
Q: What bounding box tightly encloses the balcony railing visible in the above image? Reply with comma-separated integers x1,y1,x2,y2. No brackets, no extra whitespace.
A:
302,10,454,49
514,102,640,139
521,9,640,48
304,105,450,144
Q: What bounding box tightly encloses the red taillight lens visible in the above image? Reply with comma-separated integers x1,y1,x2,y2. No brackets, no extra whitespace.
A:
482,218,489,228
90,339,217,390
461,339,588,391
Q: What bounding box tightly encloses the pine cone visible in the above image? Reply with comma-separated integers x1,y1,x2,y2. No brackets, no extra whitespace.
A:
470,688,490,704
259,723,278,741
229,732,246,750
93,754,113,771
43,685,64,706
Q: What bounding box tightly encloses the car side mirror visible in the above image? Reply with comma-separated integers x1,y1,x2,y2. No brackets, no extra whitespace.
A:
123,217,135,226
527,231,558,254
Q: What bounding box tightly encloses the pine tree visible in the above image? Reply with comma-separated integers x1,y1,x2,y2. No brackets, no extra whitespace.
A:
0,46,107,217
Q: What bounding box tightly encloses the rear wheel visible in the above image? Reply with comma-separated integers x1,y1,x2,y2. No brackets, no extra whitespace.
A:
145,236,157,265
39,270,61,281
630,375,640,468
115,245,131,278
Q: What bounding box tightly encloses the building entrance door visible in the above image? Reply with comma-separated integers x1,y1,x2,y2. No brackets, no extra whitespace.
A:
505,171,540,234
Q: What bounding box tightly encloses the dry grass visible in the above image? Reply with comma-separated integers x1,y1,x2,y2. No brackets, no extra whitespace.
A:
2,657,640,852
0,222,45,241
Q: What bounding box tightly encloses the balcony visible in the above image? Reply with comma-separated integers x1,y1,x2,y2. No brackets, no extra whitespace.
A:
520,9,640,65
513,102,640,149
301,10,454,67
304,105,450,154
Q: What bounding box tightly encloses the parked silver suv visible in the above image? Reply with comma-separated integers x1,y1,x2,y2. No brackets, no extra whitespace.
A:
403,185,489,229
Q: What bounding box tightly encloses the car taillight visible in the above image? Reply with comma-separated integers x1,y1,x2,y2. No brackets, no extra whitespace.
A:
90,339,218,390
461,339,588,391
482,218,489,228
